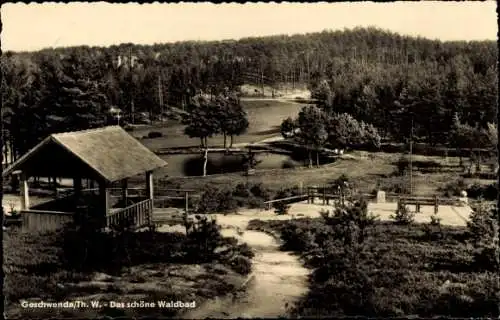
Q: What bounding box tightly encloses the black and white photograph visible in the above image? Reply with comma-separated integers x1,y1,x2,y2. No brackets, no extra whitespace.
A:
1,1,498,319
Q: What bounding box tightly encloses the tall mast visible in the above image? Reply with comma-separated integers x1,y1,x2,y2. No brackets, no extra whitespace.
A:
158,68,164,117
405,45,413,196
129,47,135,124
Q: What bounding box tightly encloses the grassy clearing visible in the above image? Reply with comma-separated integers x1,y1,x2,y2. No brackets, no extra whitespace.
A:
247,218,499,318
4,222,254,319
159,151,492,198
132,99,305,150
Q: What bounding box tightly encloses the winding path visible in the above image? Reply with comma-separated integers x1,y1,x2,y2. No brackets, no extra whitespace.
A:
181,213,310,319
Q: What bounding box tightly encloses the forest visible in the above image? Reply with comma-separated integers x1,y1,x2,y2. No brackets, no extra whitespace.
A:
1,27,497,161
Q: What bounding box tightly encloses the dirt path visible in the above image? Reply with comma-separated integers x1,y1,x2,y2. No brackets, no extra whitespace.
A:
181,215,310,319
231,134,284,149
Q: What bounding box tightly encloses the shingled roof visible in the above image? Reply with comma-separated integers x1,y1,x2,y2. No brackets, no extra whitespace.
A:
3,126,167,184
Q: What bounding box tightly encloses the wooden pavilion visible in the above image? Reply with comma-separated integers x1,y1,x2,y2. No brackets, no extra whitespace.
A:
2,126,167,232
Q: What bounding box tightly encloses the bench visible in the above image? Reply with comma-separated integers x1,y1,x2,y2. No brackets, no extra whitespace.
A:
399,196,439,214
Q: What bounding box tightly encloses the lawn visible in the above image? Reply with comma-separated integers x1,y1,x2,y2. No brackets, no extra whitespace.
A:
247,217,499,318
132,99,307,151
157,151,495,198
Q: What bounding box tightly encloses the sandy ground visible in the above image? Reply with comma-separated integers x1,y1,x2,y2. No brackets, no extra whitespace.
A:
180,214,310,319
177,197,473,318
182,199,472,229
283,199,472,227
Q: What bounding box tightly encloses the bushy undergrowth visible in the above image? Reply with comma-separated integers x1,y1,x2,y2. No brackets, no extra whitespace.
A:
5,216,254,309
467,204,499,272
440,178,468,197
248,204,499,318
4,230,91,304
196,185,239,214
147,131,163,139
391,201,415,225
282,159,299,169
466,182,498,201
440,179,498,200
196,183,302,213
273,189,293,215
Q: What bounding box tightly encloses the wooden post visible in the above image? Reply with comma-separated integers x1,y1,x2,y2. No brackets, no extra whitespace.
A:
146,171,154,200
146,171,154,226
99,182,110,227
185,191,189,215
19,172,30,210
121,179,128,205
434,195,438,214
73,176,82,195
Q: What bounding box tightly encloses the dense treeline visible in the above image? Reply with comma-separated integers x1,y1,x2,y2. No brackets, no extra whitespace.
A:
1,27,497,161
310,52,497,145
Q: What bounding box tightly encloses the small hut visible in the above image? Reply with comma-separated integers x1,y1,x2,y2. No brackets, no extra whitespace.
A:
2,126,167,232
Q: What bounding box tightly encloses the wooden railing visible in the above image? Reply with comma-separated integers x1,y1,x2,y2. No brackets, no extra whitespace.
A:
21,209,74,232
106,198,153,229
262,185,463,213
263,195,310,210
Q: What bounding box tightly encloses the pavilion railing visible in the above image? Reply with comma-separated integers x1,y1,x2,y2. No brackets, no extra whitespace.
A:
106,198,153,229
21,209,74,232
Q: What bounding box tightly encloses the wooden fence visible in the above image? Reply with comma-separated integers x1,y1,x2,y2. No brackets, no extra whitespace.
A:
106,198,153,229
263,194,310,210
262,185,462,213
21,209,74,232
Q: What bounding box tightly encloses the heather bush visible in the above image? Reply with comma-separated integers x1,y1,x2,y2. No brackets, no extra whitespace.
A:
231,183,265,208
4,229,92,304
282,159,298,169
273,189,292,215
232,183,252,198
467,205,497,244
466,182,498,201
467,205,499,272
391,201,415,225
283,185,302,196
247,214,499,317
430,213,442,226
423,213,444,241
245,196,265,209
227,256,252,275
249,183,272,201
185,215,224,262
280,223,317,252
329,173,351,190
440,178,468,197
196,183,272,212
147,131,163,138
4,217,254,319
320,197,378,246
196,185,238,214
